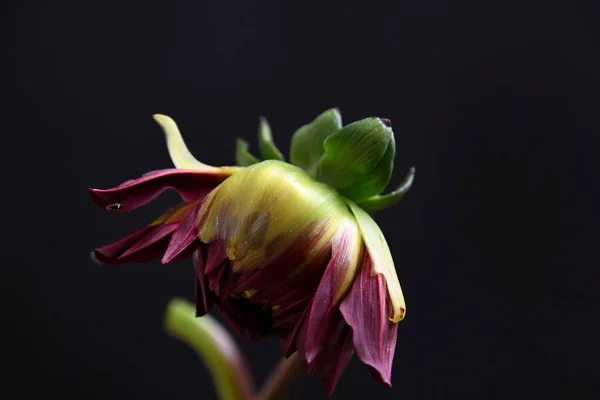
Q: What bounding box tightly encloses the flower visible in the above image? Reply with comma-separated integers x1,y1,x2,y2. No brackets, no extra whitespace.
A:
90,110,414,396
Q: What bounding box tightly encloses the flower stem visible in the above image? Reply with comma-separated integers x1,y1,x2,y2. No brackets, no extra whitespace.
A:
255,353,303,400
164,298,254,400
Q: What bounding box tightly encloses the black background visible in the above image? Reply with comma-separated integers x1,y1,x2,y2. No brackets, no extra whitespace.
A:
6,0,598,399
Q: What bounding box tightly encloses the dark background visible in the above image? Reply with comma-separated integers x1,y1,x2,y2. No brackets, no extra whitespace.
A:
5,0,598,399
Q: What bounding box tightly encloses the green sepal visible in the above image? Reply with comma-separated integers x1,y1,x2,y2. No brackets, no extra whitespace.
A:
356,167,415,214
235,138,261,166
290,108,342,176
258,117,285,161
316,117,395,202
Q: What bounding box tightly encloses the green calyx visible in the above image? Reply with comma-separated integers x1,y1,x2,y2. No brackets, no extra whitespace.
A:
233,108,414,212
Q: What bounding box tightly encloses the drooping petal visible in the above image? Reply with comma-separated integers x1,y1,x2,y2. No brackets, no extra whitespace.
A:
89,169,230,213
346,200,406,323
304,223,363,363
93,202,196,265
162,202,202,264
93,224,177,264
339,254,398,387
307,309,355,396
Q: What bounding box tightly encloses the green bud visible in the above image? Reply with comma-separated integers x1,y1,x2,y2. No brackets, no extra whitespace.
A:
316,117,395,202
290,108,342,177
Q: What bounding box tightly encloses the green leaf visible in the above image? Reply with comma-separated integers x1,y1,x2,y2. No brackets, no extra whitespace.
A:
356,167,415,214
235,138,261,166
258,117,285,161
316,117,395,202
164,298,254,400
289,108,342,176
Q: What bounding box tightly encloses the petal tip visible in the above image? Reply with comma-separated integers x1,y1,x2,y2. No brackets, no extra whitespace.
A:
390,306,406,323
90,250,104,265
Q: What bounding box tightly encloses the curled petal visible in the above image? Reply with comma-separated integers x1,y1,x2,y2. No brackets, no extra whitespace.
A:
346,200,406,322
153,114,240,173
339,255,398,387
90,169,229,213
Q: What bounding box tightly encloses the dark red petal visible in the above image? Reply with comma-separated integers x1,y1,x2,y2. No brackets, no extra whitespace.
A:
216,297,274,341
94,224,177,264
204,240,227,274
161,202,202,264
306,310,355,397
304,230,358,364
193,246,214,316
339,255,398,387
89,169,223,213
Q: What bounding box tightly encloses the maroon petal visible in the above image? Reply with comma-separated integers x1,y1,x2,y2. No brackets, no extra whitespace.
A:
161,202,202,264
304,229,360,364
307,310,355,397
89,169,227,213
94,224,177,264
204,240,227,274
193,246,214,316
339,255,398,387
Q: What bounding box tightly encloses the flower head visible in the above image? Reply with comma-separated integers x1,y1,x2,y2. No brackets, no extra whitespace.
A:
90,110,414,395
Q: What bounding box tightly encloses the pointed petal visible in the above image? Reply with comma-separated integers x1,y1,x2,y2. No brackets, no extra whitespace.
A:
89,169,230,213
161,202,202,264
153,114,230,171
339,255,398,387
346,200,406,323
304,223,363,363
94,224,177,264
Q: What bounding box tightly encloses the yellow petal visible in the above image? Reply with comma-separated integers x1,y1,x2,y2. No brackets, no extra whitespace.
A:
346,200,406,323
153,114,220,171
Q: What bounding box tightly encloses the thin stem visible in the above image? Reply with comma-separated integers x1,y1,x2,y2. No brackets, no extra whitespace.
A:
164,298,255,400
255,353,303,400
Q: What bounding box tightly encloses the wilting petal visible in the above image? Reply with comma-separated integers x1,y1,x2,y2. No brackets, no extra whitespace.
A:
339,255,398,387
304,223,363,363
93,202,197,264
162,202,202,263
346,200,406,323
94,224,177,264
90,169,231,213
307,310,355,396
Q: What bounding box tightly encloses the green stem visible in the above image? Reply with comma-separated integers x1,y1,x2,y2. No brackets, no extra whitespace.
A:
255,353,303,400
164,298,254,400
